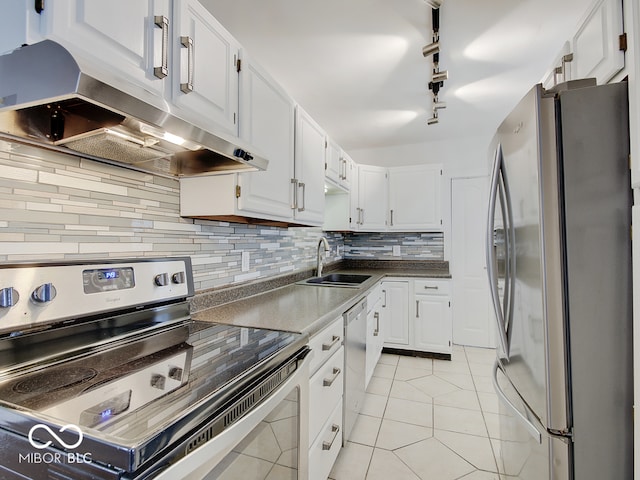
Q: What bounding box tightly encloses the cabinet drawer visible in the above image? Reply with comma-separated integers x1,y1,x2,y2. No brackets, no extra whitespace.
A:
308,316,343,376
309,347,344,444
309,401,343,480
414,279,450,295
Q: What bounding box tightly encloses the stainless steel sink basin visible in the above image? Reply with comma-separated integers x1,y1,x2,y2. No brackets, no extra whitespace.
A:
299,273,371,288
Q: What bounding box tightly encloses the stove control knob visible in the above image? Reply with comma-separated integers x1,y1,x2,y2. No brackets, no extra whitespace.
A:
154,273,169,287
0,287,19,308
31,283,57,304
172,271,186,284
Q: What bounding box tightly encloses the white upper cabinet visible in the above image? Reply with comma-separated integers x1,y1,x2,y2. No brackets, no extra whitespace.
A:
388,165,442,231
341,152,354,191
294,107,326,226
325,140,354,192
325,138,343,187
570,0,624,84
237,52,296,221
328,164,444,233
39,0,170,99
172,0,240,136
356,165,388,231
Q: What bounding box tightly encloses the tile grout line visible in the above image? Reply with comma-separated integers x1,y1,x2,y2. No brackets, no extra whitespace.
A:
463,345,502,476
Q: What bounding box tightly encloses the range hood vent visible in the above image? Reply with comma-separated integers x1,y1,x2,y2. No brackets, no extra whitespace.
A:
0,40,268,176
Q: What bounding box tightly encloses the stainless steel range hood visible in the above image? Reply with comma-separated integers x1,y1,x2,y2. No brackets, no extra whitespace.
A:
0,40,268,176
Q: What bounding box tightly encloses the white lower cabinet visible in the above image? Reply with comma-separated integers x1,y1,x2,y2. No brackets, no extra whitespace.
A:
383,278,452,356
381,280,410,346
365,283,384,387
309,401,343,480
308,317,344,479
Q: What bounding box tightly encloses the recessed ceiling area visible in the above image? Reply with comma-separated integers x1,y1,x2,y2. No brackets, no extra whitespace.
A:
201,0,594,152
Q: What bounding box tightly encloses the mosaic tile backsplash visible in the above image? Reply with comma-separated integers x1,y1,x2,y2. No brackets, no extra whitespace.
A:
0,141,444,292
344,232,444,259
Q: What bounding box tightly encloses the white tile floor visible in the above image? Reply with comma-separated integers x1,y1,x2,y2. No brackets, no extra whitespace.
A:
329,345,506,480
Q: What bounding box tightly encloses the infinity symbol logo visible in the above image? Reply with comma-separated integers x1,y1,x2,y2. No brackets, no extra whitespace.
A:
28,424,83,450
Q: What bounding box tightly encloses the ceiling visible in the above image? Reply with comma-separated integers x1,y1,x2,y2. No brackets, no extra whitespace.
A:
201,0,593,152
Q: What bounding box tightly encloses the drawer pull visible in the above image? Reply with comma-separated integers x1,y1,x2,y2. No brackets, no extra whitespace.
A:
373,312,380,336
322,424,340,450
424,285,439,290
322,335,341,351
323,367,341,387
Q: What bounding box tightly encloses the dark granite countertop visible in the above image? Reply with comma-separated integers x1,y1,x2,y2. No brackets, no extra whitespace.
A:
190,260,450,337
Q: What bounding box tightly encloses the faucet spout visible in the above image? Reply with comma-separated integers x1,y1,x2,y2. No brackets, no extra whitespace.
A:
316,237,330,277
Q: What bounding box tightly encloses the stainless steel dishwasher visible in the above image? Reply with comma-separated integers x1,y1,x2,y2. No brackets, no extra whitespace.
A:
343,298,367,444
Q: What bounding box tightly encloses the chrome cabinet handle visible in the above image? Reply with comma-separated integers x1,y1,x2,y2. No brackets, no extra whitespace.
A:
290,178,298,210
322,335,341,351
382,289,387,308
154,16,169,79
180,35,194,93
322,424,340,450
373,312,380,336
416,300,420,318
323,367,341,387
297,182,306,212
390,209,394,226
492,361,542,443
424,285,439,290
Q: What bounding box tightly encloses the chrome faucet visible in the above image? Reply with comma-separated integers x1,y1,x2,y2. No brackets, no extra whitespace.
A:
316,236,330,277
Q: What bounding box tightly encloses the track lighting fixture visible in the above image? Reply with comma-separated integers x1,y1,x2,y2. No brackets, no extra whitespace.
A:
423,4,447,125
423,0,442,8
422,41,440,58
432,70,448,83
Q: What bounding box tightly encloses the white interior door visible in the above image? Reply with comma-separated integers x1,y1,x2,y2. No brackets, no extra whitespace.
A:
451,177,494,348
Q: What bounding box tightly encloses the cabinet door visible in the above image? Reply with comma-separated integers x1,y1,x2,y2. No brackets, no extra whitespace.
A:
341,153,354,191
414,295,452,354
294,107,326,226
42,0,169,97
571,0,624,84
358,165,388,231
349,164,360,230
325,139,342,185
237,53,296,222
388,165,442,231
382,281,409,345
365,297,383,387
173,0,239,136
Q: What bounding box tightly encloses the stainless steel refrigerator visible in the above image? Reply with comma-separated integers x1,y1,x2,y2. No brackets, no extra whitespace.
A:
486,80,633,480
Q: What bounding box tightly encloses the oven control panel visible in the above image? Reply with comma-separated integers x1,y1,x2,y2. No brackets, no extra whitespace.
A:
0,257,194,333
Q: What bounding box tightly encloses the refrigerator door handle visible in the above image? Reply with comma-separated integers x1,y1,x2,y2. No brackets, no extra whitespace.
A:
486,145,510,358
500,145,517,348
493,361,543,444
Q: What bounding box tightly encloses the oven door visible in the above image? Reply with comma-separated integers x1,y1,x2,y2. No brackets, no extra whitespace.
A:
153,350,310,480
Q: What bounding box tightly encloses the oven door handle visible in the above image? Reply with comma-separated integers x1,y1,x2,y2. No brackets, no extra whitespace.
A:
153,350,311,480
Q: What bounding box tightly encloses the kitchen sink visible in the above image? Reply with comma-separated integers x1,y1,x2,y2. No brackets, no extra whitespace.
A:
299,273,371,288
